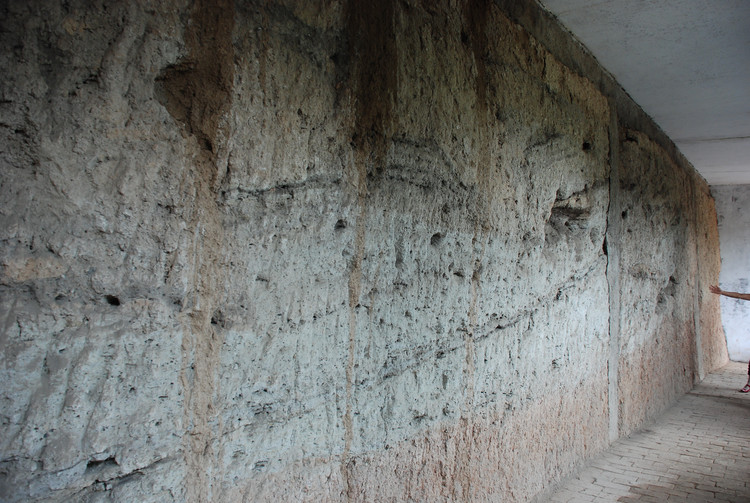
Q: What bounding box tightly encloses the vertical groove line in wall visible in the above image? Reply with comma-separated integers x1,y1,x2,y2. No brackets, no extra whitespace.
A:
158,0,235,498
691,179,704,382
454,223,486,501
464,227,488,416
606,105,621,442
343,150,367,499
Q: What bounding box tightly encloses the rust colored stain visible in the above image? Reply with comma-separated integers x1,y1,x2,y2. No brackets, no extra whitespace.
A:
155,0,235,163
462,0,491,118
346,0,397,167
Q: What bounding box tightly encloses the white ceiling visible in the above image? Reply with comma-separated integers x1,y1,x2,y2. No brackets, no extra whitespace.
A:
539,0,750,186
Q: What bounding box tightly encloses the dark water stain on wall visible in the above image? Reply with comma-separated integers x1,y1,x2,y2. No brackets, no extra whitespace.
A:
154,0,235,162
345,0,397,173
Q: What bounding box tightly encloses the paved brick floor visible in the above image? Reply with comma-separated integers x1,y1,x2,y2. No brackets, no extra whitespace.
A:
547,361,750,503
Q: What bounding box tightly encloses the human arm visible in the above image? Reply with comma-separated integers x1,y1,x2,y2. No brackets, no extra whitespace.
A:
709,285,750,301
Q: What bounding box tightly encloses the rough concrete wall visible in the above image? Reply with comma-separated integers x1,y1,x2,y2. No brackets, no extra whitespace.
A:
497,0,728,445
1,1,195,500
614,129,699,436
713,184,750,362
695,182,727,374
0,1,724,502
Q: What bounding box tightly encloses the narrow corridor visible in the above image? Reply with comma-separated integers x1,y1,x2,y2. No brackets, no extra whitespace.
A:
548,361,750,502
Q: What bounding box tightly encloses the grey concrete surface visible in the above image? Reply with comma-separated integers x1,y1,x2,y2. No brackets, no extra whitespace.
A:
713,184,750,363
548,361,750,502
540,0,750,186
0,2,726,500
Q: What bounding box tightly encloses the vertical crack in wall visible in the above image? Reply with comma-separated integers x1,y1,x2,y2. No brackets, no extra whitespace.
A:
462,0,493,211
456,228,488,501
605,104,621,442
455,3,493,498
154,1,235,501
689,179,704,382
342,0,397,498
343,162,365,500
463,0,490,121
465,234,481,416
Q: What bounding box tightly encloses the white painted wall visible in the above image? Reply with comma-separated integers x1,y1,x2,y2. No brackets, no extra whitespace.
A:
713,185,750,362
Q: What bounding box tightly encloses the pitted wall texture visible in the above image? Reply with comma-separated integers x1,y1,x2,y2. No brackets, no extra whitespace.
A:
695,184,726,376
615,129,698,436
0,1,725,502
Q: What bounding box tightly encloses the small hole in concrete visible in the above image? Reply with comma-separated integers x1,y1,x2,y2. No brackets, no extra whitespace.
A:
105,295,121,306
211,309,225,327
582,141,592,151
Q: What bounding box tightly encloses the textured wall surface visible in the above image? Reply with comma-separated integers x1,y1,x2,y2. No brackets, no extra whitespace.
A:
713,184,750,362
614,129,700,436
694,183,727,375
0,1,726,502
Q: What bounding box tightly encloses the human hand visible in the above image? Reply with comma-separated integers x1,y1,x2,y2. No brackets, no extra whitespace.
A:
709,285,722,295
